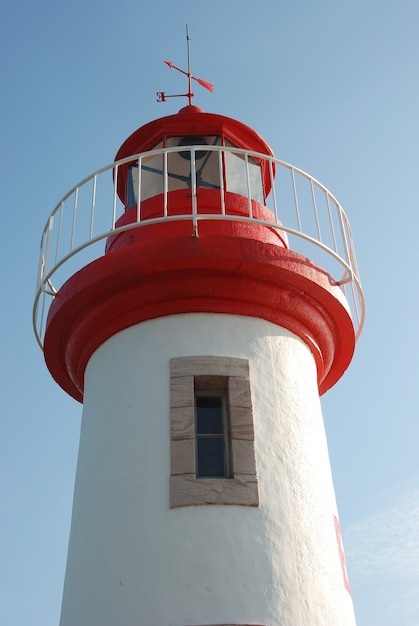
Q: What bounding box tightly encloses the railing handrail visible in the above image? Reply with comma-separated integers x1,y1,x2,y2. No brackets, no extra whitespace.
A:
33,145,365,349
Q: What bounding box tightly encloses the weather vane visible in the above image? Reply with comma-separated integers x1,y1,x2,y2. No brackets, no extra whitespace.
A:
156,25,214,106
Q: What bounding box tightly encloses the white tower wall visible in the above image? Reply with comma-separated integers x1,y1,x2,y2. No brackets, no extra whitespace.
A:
59,313,356,626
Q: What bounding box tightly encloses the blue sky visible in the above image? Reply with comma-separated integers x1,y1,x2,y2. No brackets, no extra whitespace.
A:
1,1,418,624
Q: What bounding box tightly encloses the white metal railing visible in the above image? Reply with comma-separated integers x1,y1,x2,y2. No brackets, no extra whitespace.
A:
33,145,365,348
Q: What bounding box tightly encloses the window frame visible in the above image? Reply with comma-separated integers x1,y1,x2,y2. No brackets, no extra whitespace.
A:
170,356,259,508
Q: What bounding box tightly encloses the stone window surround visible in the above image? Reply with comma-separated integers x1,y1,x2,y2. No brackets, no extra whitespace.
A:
170,355,259,508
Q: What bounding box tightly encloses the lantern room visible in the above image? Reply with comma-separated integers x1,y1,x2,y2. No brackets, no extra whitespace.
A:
106,104,287,253
115,104,274,203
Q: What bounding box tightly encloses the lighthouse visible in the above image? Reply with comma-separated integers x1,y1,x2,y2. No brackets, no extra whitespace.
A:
33,57,364,626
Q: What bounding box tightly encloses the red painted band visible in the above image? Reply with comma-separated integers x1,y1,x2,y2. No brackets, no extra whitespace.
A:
106,191,289,253
44,221,354,402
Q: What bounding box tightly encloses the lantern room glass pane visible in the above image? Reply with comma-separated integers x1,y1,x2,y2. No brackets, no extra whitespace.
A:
166,135,221,191
224,139,264,203
127,141,164,207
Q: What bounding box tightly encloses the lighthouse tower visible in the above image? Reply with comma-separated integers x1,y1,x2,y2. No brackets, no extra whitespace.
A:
33,61,364,626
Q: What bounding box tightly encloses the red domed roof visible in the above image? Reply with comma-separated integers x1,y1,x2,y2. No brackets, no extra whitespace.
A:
115,105,274,160
114,106,275,203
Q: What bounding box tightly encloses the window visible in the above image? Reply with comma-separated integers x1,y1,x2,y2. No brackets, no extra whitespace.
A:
170,356,259,508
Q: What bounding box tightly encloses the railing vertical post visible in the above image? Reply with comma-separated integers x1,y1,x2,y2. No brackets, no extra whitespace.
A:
190,147,198,235
39,290,47,346
136,157,142,223
70,187,79,251
337,204,352,272
219,148,225,215
310,179,322,242
36,245,45,294
112,164,118,229
90,175,97,240
269,159,278,223
44,215,54,287
244,153,253,218
163,151,168,218
326,193,338,254
291,168,302,231
350,280,361,330
55,201,64,264
39,216,54,341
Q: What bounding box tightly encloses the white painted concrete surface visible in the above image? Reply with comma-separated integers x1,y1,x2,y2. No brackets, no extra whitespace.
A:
59,313,356,626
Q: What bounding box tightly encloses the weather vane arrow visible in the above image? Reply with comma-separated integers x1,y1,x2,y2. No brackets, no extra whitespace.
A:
156,26,214,105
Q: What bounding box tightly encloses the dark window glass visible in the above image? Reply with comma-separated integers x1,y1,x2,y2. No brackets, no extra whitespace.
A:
196,396,223,434
197,438,225,478
195,394,230,478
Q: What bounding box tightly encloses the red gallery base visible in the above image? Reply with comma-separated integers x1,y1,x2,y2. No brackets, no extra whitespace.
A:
44,220,355,402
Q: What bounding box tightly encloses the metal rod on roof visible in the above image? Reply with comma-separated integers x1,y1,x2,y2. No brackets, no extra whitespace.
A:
186,25,192,106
